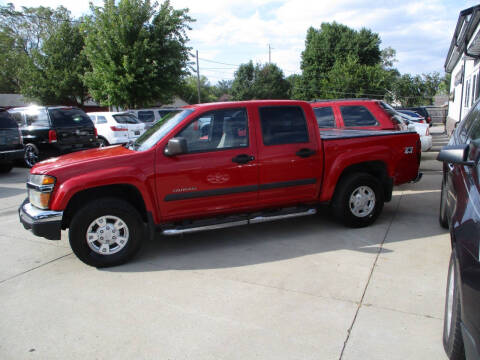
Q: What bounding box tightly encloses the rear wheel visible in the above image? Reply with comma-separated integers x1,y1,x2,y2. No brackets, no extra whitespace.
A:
69,198,145,267
97,138,109,147
439,178,449,229
443,250,465,360
332,173,384,227
24,143,39,168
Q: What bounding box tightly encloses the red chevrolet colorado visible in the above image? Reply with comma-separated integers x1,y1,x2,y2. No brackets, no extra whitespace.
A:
19,100,422,267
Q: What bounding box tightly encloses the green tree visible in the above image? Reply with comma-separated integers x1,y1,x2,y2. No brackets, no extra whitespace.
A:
178,75,216,104
213,79,233,100
0,4,72,94
391,72,445,107
298,22,388,100
21,19,90,105
83,0,193,109
231,61,290,100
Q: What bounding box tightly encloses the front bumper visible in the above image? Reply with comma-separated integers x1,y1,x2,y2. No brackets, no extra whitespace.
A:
18,200,63,240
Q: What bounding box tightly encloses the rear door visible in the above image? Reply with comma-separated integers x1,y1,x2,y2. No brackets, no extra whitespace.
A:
255,104,322,206
48,108,96,147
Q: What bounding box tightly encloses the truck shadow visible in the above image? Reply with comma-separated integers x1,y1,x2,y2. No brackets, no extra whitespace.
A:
105,186,448,273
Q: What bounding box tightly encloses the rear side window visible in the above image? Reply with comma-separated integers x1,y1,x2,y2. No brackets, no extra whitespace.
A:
340,105,378,127
259,106,309,145
9,111,24,127
25,108,50,127
113,114,140,124
158,110,174,118
138,111,154,122
49,108,92,127
313,107,336,128
96,116,107,124
0,111,18,128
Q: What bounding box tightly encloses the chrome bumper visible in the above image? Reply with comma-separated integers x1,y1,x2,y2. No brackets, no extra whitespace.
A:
19,200,63,240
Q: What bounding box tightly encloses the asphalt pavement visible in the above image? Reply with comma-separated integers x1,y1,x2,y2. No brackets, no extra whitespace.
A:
0,126,450,359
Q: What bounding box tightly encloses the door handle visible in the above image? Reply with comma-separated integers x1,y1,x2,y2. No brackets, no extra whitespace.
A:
232,154,255,164
296,148,316,158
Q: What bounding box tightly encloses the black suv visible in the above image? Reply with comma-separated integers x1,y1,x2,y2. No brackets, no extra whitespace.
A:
0,108,24,173
398,106,432,126
8,106,98,167
438,99,480,360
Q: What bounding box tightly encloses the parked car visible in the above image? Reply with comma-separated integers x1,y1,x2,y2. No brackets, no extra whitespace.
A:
128,108,181,129
312,100,432,151
19,100,422,267
311,99,404,130
396,112,432,152
88,112,145,147
437,98,480,360
0,108,24,173
398,106,432,126
397,109,426,123
8,106,98,167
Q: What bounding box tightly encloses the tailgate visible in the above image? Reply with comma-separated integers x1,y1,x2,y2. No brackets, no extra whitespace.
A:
48,108,96,147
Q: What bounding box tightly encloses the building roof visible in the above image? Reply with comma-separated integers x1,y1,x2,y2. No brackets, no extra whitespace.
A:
445,5,480,73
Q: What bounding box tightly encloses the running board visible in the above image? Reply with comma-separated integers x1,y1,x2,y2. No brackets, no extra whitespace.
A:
162,208,317,236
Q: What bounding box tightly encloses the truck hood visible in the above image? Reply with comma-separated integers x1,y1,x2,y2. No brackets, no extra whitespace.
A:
32,145,133,174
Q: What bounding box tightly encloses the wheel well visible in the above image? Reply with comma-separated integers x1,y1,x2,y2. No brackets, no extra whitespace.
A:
61,184,148,229
334,161,392,201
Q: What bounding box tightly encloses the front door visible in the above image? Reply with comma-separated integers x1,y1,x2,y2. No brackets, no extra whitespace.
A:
156,106,259,221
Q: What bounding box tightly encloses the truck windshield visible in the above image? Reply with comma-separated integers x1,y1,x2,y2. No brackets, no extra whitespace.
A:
130,109,194,151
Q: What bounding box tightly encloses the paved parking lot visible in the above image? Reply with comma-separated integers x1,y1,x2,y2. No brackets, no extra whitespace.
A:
0,127,451,359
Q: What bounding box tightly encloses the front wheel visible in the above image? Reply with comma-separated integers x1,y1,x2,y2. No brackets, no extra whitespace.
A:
443,250,465,360
69,198,145,267
332,173,384,227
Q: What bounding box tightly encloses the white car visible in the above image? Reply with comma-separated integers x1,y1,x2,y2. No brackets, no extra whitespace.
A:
128,108,181,129
88,112,145,146
396,112,432,151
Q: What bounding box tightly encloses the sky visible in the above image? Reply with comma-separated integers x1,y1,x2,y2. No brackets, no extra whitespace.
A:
1,0,478,84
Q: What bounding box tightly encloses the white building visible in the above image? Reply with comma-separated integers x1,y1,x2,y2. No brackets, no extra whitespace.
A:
445,5,480,135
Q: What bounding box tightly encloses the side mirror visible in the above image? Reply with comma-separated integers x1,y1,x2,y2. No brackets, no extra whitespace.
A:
164,137,187,156
437,144,475,166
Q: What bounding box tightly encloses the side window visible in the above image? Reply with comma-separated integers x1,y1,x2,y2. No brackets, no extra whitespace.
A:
25,109,50,127
138,111,154,122
97,116,107,124
259,106,309,145
472,75,477,106
340,106,378,127
9,111,24,127
313,106,336,128
177,108,248,153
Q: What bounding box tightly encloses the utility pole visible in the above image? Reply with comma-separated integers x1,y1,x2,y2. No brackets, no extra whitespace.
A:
196,50,201,104
268,44,272,64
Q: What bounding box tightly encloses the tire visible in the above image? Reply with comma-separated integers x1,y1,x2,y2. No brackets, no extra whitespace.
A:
439,178,449,229
97,138,109,147
68,198,145,267
331,173,384,228
24,143,39,168
0,163,13,173
443,250,465,360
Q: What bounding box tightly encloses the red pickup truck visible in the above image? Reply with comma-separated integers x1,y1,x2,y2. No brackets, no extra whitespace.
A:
19,100,422,267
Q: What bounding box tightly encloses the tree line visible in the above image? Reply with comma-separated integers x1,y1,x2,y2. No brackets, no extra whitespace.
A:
0,1,448,108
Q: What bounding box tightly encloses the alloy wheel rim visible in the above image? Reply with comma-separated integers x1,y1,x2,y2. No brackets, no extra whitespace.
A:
24,145,38,167
349,185,376,217
86,215,129,255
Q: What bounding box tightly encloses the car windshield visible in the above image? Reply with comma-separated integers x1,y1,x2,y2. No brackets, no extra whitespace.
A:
49,108,92,127
113,114,140,124
129,109,194,151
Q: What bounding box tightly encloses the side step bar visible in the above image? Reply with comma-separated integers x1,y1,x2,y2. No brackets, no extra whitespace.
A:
162,208,317,236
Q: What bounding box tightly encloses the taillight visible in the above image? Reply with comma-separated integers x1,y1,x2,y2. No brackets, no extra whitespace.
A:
417,139,421,164
94,127,98,138
427,116,431,123
426,127,430,136
48,130,57,143
110,126,127,132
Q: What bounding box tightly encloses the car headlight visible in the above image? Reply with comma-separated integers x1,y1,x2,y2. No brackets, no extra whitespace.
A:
27,174,56,209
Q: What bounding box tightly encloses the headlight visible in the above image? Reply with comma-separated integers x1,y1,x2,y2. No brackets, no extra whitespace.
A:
27,174,56,209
